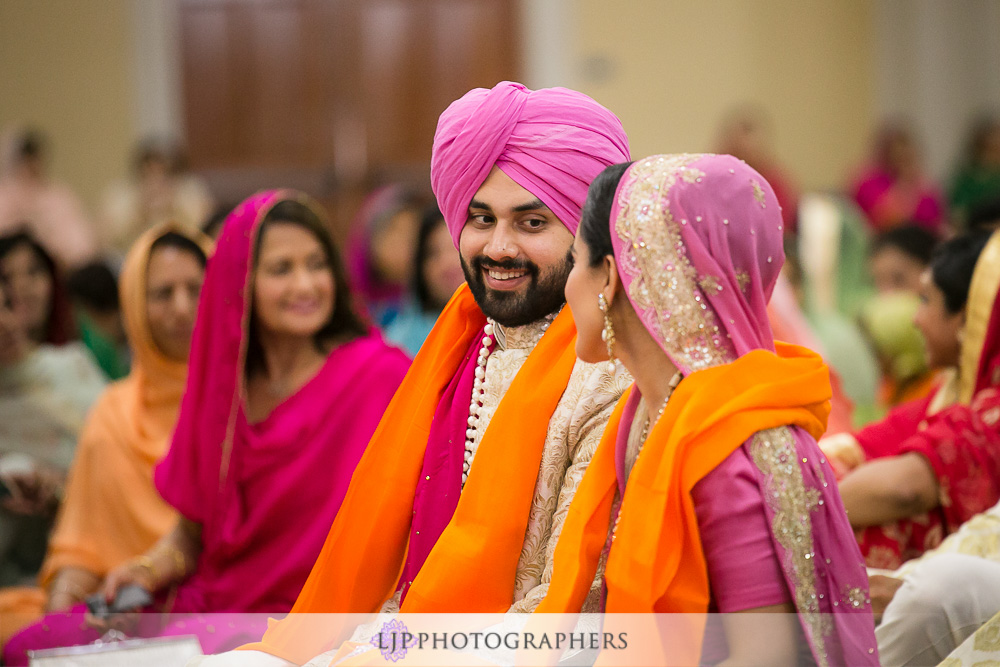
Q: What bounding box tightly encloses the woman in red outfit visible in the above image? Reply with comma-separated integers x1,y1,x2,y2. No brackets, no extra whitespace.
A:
823,229,1000,569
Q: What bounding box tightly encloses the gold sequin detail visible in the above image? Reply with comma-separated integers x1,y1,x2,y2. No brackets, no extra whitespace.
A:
844,586,869,609
974,613,1000,651
698,274,722,294
680,167,702,184
750,426,830,667
614,154,736,373
735,270,751,293
751,179,767,207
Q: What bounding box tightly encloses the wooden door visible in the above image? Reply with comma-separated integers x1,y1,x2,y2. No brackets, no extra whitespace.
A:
179,0,520,236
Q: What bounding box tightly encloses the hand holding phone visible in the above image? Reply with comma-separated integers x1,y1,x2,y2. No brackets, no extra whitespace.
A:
85,584,153,618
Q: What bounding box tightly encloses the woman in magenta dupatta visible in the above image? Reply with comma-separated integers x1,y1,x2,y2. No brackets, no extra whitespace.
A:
823,229,1000,570
851,119,945,234
3,190,410,663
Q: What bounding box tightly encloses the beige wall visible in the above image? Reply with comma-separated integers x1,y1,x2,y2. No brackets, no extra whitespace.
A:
0,0,136,212
0,1,953,207
561,0,877,191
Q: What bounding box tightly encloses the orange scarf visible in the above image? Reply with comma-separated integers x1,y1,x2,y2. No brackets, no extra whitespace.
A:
41,223,212,583
536,342,830,664
243,284,579,663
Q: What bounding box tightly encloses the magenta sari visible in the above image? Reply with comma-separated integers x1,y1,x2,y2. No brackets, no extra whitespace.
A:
3,190,409,663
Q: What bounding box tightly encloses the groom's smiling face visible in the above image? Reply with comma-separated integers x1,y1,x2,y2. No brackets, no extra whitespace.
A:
459,167,573,328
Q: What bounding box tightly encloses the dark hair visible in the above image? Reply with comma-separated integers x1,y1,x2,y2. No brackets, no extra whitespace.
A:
579,162,634,267
0,230,75,344
782,236,803,292
17,130,46,161
200,204,236,240
930,230,993,314
961,112,1000,167
967,195,1000,232
871,225,938,266
150,231,208,268
245,199,367,376
412,205,447,312
66,262,120,313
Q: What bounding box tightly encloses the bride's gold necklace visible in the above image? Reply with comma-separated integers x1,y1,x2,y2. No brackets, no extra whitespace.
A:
613,370,683,544
638,371,683,444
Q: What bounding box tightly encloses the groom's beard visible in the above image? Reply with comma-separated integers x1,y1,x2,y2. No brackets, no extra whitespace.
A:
461,250,571,328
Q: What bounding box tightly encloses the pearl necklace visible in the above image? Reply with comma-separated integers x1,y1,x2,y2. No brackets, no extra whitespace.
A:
463,320,496,486
462,314,556,487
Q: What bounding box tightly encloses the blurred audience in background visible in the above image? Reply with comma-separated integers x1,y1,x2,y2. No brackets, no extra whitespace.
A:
716,104,800,236
967,194,1000,234
822,230,1000,571
950,112,1000,229
385,205,464,356
2,192,411,663
0,129,97,269
851,117,946,235
859,291,936,414
0,224,210,645
767,265,856,436
861,225,940,415
99,138,214,259
0,232,76,347
869,224,938,295
200,203,237,241
346,185,423,328
66,262,129,380
796,192,881,425
0,279,106,587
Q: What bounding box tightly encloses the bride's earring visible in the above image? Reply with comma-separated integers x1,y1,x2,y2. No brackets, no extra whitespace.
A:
598,293,616,372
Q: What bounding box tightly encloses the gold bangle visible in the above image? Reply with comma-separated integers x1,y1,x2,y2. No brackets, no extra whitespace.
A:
132,555,159,586
170,547,188,579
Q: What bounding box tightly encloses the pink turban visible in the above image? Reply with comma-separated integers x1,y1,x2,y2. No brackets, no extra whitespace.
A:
431,81,631,246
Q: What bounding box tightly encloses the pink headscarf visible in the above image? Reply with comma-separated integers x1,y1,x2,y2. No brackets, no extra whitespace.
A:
610,153,783,375
431,81,630,246
607,154,878,665
154,189,410,611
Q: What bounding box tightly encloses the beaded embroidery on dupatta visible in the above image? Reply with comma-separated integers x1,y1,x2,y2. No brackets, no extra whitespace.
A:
612,154,838,665
613,154,738,373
